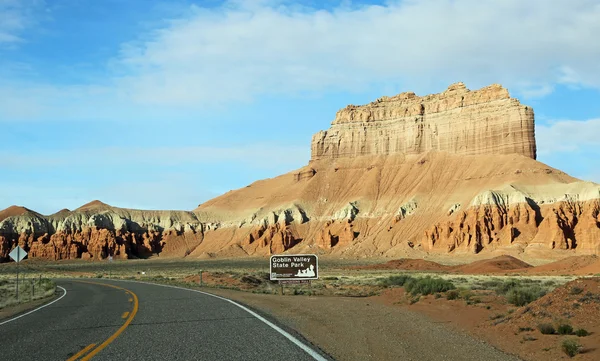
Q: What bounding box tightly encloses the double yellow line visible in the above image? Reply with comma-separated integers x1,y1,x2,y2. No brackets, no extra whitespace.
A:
66,281,139,361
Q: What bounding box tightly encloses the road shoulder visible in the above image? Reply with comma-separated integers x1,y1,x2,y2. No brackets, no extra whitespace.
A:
0,293,58,322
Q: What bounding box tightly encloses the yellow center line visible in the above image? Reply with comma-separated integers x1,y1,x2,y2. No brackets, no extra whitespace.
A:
71,280,139,361
121,311,129,319
66,343,96,361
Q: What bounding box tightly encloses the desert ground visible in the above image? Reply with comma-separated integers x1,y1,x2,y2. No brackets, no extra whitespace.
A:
1,254,598,361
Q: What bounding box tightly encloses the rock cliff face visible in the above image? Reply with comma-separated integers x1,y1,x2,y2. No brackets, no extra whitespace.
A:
1,83,598,262
0,201,204,262
311,83,536,161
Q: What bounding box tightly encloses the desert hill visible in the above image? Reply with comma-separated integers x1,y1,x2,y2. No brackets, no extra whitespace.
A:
1,82,599,262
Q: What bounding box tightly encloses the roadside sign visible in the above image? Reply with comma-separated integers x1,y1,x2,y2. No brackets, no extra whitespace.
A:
270,254,318,281
9,246,27,262
108,256,113,262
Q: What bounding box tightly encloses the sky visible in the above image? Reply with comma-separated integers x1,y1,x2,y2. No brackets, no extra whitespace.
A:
1,0,599,215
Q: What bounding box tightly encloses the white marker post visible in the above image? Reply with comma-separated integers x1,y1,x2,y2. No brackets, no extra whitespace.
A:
108,255,113,279
9,246,27,302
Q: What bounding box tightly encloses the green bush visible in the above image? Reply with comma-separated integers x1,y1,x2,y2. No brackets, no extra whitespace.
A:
574,328,589,337
557,323,574,335
495,279,521,295
538,323,555,335
446,289,460,300
404,276,455,296
561,339,581,357
506,286,546,306
378,275,413,287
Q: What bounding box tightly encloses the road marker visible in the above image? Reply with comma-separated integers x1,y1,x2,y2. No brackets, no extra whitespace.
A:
72,280,139,361
66,343,96,361
121,311,129,319
9,246,27,301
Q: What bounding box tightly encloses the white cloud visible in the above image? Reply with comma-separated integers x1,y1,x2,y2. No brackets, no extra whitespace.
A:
111,0,600,107
535,118,600,155
2,0,600,121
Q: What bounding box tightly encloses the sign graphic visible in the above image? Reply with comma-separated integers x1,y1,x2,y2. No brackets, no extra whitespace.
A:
270,254,318,281
9,246,27,262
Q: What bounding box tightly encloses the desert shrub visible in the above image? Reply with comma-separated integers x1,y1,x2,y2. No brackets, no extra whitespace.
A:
323,276,339,281
404,276,455,296
466,297,481,305
240,275,262,285
522,335,537,342
495,279,521,295
557,323,574,335
446,290,460,300
578,291,600,304
459,288,473,300
574,328,589,337
95,274,103,278
538,323,556,335
378,275,413,287
506,286,546,306
479,279,503,289
434,293,442,299
570,286,584,295
409,296,420,304
519,327,534,332
561,339,581,357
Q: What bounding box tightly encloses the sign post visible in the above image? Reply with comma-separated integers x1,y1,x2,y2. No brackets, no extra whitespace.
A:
270,254,318,295
108,255,113,279
9,245,27,302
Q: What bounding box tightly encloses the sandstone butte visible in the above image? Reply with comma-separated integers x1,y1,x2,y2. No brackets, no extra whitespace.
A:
1,82,599,263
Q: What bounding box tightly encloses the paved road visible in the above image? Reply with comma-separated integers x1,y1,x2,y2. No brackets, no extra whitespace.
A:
0,279,331,360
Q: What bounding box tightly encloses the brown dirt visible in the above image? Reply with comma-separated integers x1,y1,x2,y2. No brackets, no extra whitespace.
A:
356,255,533,274
368,278,600,361
517,256,600,276
206,287,519,361
347,255,600,276
493,278,600,360
349,258,452,272
0,205,30,222
455,255,533,274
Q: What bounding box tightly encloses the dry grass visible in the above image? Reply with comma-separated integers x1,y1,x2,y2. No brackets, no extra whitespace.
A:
0,278,56,309
0,259,578,300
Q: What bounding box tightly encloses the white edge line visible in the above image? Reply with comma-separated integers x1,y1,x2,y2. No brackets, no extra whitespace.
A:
0,286,68,326
110,279,328,361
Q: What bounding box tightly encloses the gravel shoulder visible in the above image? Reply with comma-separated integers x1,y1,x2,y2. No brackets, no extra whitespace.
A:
207,288,521,361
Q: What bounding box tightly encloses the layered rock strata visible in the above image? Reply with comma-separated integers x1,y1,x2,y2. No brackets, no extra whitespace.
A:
311,83,536,160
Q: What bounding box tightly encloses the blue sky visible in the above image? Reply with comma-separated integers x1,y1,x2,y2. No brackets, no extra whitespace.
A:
1,0,599,214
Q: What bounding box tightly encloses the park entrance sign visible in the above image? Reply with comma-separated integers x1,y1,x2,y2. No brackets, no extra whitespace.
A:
270,254,318,281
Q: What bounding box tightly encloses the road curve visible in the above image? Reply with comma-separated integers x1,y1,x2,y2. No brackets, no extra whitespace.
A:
0,279,331,361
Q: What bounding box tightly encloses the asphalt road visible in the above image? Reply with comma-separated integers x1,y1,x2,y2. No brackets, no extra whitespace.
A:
0,279,331,361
